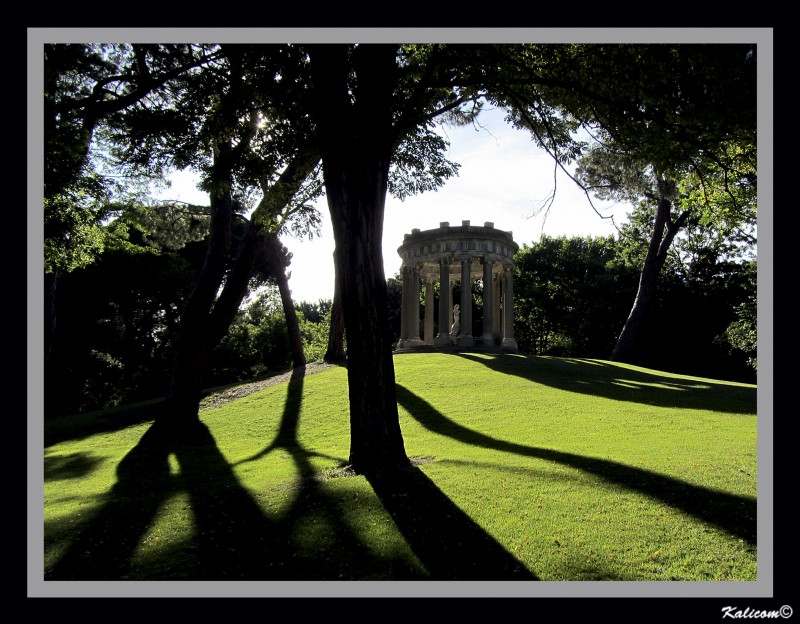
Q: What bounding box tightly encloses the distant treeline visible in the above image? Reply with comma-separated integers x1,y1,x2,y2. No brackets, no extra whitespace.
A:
45,232,755,419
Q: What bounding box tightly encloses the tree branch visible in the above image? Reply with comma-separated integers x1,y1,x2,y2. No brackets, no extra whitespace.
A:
503,88,619,230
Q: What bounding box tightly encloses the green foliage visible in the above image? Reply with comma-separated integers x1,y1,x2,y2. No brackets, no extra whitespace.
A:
717,295,757,371
110,202,211,251
570,48,757,270
675,141,757,246
44,192,111,273
211,288,292,382
626,252,756,382
46,200,276,415
514,236,638,357
299,311,332,363
44,44,218,273
105,44,324,238
533,44,756,176
211,291,338,381
573,91,755,367
388,124,461,201
44,44,119,199
296,300,333,324
576,143,669,205
577,135,756,245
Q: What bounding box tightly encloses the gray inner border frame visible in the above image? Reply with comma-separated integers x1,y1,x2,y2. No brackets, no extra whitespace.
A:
28,27,773,599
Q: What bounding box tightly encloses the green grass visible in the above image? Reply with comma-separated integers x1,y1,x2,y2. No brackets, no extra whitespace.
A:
43,353,757,581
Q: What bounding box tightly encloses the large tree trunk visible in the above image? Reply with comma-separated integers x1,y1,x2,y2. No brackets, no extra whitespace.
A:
160,165,235,426
310,44,410,475
324,251,346,363
611,196,689,362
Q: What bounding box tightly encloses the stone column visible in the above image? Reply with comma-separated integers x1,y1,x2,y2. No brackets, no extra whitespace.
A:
500,268,507,339
435,257,451,347
492,274,502,336
458,256,475,347
448,281,454,329
481,257,494,345
406,265,422,345
424,278,434,344
501,264,518,352
398,265,408,348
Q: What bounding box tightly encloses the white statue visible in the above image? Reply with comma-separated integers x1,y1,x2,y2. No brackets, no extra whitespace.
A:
450,304,461,336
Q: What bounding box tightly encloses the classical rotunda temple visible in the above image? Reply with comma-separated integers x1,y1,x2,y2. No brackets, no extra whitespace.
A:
396,220,518,352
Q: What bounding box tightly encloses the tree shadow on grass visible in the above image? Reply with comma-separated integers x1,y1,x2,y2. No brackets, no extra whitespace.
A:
46,422,178,579
231,366,421,579
246,372,536,579
44,401,163,449
46,367,417,580
43,370,304,449
46,418,287,580
395,384,756,545
365,466,537,579
44,452,104,481
454,353,756,415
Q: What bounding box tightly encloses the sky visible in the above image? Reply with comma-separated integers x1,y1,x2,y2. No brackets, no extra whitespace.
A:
160,106,633,304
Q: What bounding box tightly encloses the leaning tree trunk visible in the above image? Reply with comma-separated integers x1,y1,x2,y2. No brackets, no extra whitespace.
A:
610,254,659,363
264,234,306,369
611,196,689,362
324,250,346,363
310,44,410,475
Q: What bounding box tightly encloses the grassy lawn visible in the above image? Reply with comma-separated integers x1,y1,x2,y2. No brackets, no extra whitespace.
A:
43,353,757,581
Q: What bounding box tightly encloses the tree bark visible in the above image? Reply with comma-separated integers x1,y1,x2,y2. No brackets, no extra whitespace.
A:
309,44,410,475
611,196,689,362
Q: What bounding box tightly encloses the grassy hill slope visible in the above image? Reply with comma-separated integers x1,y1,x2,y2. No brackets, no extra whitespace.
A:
43,353,757,581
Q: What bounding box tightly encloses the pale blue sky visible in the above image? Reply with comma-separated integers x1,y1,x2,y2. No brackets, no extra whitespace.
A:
160,106,632,303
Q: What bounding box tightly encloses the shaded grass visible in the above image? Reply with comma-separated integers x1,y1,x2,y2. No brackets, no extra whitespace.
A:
43,353,757,581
